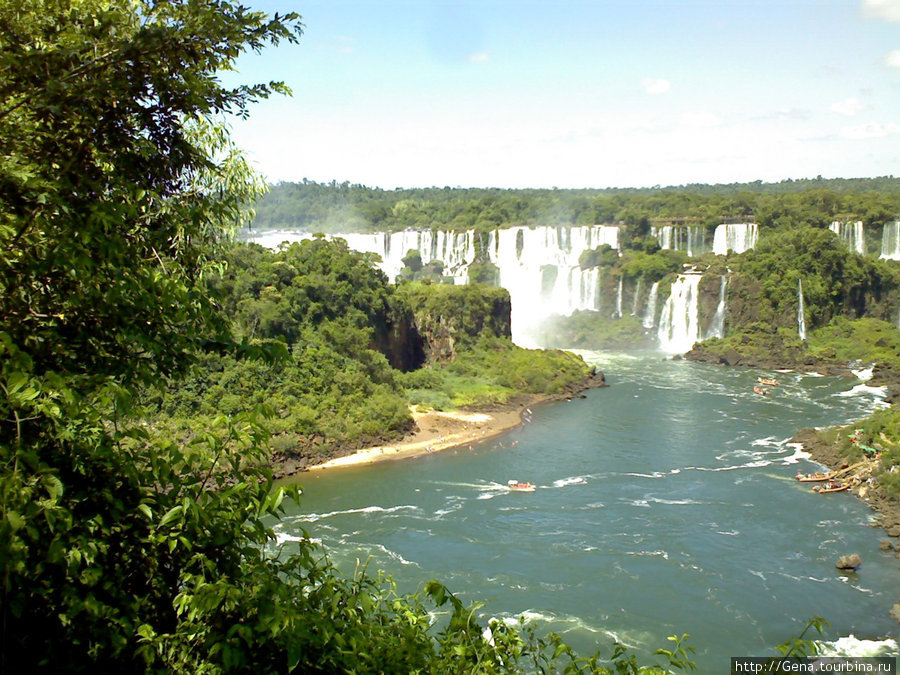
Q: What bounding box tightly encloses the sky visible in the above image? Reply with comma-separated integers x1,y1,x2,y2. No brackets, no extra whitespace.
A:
221,0,900,190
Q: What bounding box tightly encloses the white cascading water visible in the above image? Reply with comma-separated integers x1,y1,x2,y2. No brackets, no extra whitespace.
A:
712,223,758,255
250,224,619,344
631,277,642,316
797,279,807,341
614,276,623,318
250,224,723,351
704,276,729,340
657,274,703,354
642,281,660,330
881,221,900,260
651,225,709,257
829,221,866,256
483,225,619,344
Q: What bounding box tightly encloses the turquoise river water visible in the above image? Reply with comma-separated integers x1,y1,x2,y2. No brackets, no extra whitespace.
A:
273,352,900,672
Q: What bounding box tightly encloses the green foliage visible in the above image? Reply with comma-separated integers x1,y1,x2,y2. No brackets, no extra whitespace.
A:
402,337,593,409
249,178,900,234
728,226,899,332
467,260,502,285
807,316,900,371
580,244,619,269
619,249,688,281
397,282,512,351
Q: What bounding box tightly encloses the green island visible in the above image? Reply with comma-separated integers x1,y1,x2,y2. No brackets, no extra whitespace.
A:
3,0,900,673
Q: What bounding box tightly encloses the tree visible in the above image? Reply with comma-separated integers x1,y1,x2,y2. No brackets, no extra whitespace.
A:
0,0,309,670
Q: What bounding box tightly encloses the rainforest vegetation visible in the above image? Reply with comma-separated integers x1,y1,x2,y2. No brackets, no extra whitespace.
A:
250,176,900,235
152,238,594,465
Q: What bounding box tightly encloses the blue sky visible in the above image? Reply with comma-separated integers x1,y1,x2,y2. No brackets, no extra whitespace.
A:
222,0,900,189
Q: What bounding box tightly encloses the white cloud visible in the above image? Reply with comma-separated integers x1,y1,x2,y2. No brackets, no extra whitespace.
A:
467,52,489,63
680,111,722,128
641,78,671,95
862,0,900,21
840,122,900,139
829,97,864,116
886,49,900,67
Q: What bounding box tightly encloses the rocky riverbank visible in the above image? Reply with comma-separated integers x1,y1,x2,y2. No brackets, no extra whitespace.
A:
792,427,900,550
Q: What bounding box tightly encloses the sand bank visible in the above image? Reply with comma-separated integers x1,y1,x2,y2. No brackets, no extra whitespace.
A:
306,405,528,471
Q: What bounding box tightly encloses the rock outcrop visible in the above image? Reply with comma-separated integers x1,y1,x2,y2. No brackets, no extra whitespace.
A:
835,553,862,570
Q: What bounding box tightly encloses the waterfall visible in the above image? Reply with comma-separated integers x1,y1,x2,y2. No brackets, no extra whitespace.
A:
704,276,729,340
651,225,709,257
712,223,758,255
485,225,620,343
642,281,660,329
829,221,866,256
657,274,702,353
797,279,807,342
631,277,642,316
614,276,623,318
250,223,650,344
881,221,900,260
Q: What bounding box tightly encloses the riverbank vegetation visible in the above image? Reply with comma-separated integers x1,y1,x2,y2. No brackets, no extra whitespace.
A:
151,241,595,464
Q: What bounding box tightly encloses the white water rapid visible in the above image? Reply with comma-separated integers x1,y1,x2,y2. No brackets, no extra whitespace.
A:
881,221,900,260
712,223,758,255
657,274,702,353
829,221,866,256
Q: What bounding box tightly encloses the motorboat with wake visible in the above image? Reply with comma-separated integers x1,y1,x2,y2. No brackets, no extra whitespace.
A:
507,480,535,492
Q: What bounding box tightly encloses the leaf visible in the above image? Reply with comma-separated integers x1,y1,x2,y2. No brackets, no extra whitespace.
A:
158,505,183,528
6,511,25,531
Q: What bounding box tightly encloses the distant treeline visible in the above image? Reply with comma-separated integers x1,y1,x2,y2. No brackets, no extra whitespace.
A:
250,177,900,234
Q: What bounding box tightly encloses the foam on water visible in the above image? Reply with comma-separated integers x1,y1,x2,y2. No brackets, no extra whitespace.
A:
552,476,589,487
817,635,899,656
837,384,888,399
851,364,875,381
294,504,419,523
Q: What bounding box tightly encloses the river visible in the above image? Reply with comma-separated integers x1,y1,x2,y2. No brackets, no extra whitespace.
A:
273,352,899,671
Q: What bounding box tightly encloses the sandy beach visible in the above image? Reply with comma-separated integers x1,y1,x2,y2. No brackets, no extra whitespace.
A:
305,404,528,471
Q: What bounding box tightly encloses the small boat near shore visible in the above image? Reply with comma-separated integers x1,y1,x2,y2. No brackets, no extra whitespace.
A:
795,471,837,482
813,481,850,494
757,377,779,386
507,479,535,492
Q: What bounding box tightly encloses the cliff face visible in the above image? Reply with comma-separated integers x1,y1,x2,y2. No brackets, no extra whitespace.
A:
372,307,426,373
394,283,512,363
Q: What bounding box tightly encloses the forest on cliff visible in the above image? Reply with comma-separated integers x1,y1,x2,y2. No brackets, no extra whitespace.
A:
250,177,900,234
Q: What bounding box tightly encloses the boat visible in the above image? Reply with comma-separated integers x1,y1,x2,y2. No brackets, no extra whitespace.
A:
813,482,850,494
757,377,779,386
795,471,836,482
507,480,535,492
753,385,769,396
